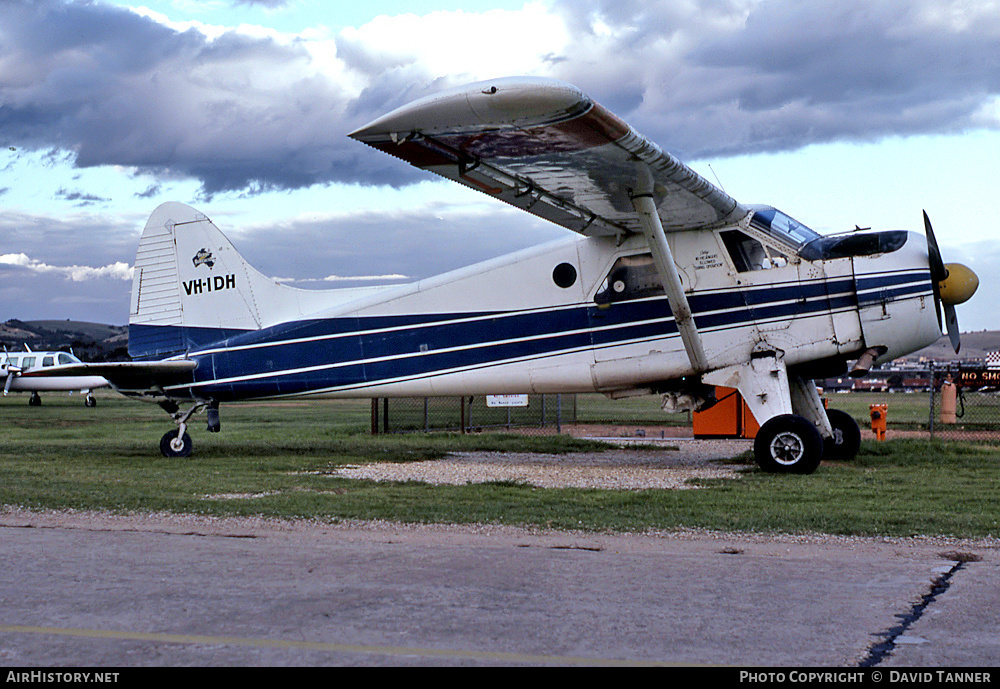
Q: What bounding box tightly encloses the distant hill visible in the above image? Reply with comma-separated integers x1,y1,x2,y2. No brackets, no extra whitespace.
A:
906,331,1000,363
1,320,129,361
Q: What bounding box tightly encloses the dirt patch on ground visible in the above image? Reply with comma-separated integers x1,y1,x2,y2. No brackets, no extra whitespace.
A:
331,438,754,490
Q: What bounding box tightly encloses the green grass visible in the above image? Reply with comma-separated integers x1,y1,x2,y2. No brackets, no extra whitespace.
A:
2,391,999,538
823,391,932,428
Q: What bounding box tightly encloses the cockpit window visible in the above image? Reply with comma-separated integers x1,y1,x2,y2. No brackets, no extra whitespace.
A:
594,253,665,304
58,352,78,365
749,207,821,248
720,230,789,272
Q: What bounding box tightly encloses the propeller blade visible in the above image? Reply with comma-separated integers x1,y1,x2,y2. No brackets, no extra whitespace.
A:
923,210,949,283
944,303,961,353
923,210,951,332
924,213,978,353
3,372,12,396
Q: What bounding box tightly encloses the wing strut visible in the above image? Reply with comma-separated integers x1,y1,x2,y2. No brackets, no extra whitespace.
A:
630,193,708,373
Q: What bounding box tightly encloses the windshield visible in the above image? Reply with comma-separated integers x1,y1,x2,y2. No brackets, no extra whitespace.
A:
748,207,821,249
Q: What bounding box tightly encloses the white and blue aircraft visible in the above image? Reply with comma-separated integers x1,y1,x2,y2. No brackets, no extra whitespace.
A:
25,77,979,471
2,347,108,406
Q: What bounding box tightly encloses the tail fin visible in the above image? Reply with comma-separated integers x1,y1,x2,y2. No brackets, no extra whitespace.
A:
129,202,295,359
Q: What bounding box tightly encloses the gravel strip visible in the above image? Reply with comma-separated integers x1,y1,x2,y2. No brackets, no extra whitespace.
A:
332,439,753,490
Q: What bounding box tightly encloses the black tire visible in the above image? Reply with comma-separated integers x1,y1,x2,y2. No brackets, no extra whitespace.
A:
824,408,861,461
85,395,97,408
754,414,824,474
160,429,193,458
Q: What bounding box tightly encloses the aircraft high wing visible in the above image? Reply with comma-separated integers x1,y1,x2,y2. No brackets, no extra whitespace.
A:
350,77,746,237
350,77,749,374
24,77,979,472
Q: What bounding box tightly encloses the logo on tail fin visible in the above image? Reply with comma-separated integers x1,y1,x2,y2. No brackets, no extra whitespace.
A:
192,248,215,269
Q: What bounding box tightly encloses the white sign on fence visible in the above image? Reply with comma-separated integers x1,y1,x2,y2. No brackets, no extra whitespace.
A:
486,394,529,408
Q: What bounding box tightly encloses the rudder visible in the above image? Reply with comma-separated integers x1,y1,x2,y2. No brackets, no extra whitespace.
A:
129,202,271,359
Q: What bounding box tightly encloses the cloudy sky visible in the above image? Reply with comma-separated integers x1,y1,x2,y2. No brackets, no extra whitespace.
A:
1,0,998,334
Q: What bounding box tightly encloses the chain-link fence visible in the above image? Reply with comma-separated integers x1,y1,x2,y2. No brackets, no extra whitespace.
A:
367,366,1000,443
370,394,578,435
927,365,1000,442
370,392,694,437
822,364,1000,444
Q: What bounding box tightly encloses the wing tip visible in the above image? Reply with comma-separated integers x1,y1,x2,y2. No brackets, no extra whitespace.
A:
349,76,590,142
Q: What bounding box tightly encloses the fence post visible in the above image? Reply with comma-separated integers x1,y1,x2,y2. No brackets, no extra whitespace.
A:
928,362,936,440
371,398,379,435
556,394,562,434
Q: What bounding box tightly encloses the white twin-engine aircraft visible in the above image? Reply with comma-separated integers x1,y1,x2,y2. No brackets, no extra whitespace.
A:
25,77,979,472
2,348,108,406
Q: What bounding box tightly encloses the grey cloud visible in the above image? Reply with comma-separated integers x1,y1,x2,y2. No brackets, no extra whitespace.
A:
0,208,139,323
551,0,1000,158
134,184,161,199
55,188,111,206
0,0,424,196
0,209,139,268
3,0,1000,198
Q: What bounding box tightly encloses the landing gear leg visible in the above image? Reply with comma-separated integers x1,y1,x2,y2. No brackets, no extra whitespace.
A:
158,400,210,458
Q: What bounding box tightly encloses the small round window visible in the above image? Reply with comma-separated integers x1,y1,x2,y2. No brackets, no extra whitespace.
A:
552,262,577,288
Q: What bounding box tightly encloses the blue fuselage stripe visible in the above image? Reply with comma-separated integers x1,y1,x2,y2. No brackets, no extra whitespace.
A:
136,269,932,399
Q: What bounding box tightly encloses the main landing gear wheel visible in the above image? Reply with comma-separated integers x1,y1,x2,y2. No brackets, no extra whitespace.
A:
824,408,861,461
754,414,824,474
160,429,193,458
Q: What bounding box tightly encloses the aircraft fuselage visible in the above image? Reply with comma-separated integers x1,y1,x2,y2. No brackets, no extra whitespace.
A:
138,216,940,406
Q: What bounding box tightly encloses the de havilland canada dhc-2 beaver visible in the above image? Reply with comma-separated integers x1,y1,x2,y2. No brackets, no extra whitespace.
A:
25,77,979,472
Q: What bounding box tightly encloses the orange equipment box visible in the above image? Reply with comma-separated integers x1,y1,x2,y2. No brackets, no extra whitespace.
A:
692,386,760,439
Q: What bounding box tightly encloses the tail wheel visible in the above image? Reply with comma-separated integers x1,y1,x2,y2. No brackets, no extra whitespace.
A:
160,429,193,458
824,408,861,461
754,414,823,474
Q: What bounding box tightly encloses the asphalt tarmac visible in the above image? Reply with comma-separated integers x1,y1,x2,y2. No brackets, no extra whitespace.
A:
1,511,997,668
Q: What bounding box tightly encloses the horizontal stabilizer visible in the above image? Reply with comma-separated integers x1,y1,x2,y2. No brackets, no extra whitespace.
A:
21,360,197,393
